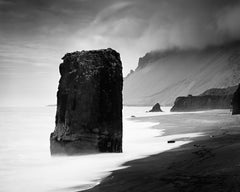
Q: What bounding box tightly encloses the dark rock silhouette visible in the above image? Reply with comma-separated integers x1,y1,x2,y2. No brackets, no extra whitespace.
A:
232,84,240,115
171,86,237,112
50,48,123,155
149,103,163,112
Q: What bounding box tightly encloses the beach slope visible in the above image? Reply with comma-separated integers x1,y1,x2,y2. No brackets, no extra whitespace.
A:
82,110,240,192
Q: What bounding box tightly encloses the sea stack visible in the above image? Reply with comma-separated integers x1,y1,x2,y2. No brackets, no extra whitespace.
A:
50,48,123,155
232,84,240,115
149,103,163,112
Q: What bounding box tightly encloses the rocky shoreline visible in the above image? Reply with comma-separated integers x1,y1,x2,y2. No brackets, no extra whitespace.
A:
81,110,240,192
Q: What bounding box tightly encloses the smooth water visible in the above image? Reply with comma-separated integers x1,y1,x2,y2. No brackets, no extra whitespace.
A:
0,106,202,192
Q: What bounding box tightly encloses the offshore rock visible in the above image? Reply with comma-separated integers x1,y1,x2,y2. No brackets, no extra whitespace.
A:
149,103,163,112
50,48,123,155
232,84,240,115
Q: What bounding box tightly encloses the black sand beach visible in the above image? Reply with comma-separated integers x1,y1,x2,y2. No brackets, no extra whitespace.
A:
82,110,240,192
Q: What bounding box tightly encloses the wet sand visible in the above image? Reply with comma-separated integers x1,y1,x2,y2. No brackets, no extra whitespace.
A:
82,110,240,192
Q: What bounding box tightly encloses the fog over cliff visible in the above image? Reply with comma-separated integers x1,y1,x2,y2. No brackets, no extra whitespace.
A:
1,0,240,106
123,42,240,105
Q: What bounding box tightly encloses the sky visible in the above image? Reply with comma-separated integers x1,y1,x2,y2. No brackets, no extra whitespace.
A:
0,0,240,106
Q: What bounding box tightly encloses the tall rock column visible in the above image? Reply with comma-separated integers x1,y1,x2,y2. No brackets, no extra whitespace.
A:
50,48,123,155
232,84,240,115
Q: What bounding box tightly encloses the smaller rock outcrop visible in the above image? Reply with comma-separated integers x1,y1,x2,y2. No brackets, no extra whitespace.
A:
232,84,240,115
149,103,163,112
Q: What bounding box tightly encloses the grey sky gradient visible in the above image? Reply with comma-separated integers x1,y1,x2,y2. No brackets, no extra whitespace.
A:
0,0,240,106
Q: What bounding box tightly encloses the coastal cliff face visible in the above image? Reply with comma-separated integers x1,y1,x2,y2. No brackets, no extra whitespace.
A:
170,95,233,112
50,48,123,155
170,86,237,112
124,42,240,106
232,84,240,115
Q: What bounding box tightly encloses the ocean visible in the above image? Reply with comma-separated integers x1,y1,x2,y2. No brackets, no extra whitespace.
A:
0,106,202,192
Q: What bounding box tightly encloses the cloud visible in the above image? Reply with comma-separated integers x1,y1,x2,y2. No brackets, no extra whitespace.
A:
93,1,133,24
217,2,240,40
0,0,14,5
1,0,240,106
2,0,240,53
71,0,240,56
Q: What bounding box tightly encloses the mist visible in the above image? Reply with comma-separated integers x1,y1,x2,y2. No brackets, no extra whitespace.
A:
1,0,240,106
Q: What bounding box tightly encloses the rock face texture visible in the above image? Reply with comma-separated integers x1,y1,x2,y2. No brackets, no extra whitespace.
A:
171,86,237,112
232,84,240,115
149,103,163,112
50,48,123,155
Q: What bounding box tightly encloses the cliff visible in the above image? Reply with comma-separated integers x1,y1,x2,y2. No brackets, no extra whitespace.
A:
232,84,240,115
170,86,237,112
123,41,240,106
50,48,123,155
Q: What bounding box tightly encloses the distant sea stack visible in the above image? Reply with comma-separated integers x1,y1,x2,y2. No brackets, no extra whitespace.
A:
50,48,123,155
232,84,240,115
171,86,238,112
149,103,163,112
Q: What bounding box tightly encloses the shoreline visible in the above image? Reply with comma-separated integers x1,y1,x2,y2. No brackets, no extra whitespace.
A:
81,110,240,192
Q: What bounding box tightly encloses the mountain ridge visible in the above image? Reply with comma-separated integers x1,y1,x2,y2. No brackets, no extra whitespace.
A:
123,41,240,106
